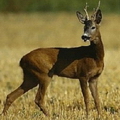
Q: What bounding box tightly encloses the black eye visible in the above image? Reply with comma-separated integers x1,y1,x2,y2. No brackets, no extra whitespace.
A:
91,27,96,29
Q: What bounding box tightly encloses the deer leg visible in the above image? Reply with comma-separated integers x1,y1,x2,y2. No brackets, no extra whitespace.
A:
35,76,51,116
89,78,101,115
2,73,38,115
79,77,89,116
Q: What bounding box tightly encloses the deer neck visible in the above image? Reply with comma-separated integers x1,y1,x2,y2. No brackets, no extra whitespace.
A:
90,31,104,60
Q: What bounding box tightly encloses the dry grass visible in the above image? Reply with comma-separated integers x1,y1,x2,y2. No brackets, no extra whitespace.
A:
0,13,120,120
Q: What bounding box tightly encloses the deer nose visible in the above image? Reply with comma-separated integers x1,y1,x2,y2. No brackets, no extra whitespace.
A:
81,35,91,42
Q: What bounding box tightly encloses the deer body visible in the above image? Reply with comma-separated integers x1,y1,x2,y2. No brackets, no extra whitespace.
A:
2,2,104,117
21,40,103,79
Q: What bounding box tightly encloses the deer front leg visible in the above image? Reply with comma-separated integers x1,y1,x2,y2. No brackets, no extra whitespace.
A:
79,77,89,116
89,78,101,115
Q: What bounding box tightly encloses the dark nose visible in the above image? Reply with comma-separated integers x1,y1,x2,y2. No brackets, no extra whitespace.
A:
81,35,86,40
81,35,90,41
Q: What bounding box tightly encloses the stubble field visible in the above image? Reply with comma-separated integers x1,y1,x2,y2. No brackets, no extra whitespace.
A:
0,13,120,120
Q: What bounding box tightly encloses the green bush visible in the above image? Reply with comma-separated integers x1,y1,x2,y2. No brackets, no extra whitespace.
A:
0,0,119,13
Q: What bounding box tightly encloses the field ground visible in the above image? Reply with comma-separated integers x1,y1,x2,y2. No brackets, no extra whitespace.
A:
0,13,120,120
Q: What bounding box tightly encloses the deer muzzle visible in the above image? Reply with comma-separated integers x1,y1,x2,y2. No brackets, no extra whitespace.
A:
81,34,91,42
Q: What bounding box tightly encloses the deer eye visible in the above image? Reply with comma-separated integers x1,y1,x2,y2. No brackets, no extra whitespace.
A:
91,26,96,29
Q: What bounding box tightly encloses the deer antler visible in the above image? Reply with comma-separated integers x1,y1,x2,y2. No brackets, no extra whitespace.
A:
91,1,101,19
96,1,101,11
84,2,89,20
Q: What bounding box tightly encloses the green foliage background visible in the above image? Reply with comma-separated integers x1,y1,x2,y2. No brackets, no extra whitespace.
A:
0,0,120,13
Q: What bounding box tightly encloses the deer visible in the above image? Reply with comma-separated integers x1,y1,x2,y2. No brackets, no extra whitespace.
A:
2,2,104,117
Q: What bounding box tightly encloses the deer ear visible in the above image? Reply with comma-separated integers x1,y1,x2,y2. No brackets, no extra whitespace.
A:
95,9,102,24
76,11,85,24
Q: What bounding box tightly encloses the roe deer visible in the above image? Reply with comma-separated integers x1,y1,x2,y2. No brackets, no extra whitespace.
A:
2,2,104,116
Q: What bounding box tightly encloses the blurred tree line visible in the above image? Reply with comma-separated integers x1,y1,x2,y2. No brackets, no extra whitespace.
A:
0,0,119,13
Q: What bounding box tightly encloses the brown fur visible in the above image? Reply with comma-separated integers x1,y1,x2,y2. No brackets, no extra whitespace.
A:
2,8,104,116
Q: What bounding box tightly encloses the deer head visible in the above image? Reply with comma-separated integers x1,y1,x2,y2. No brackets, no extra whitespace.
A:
76,1,102,42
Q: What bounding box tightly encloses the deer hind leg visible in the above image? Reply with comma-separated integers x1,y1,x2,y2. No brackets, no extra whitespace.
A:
35,75,51,116
79,77,89,116
89,78,101,115
2,72,38,115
